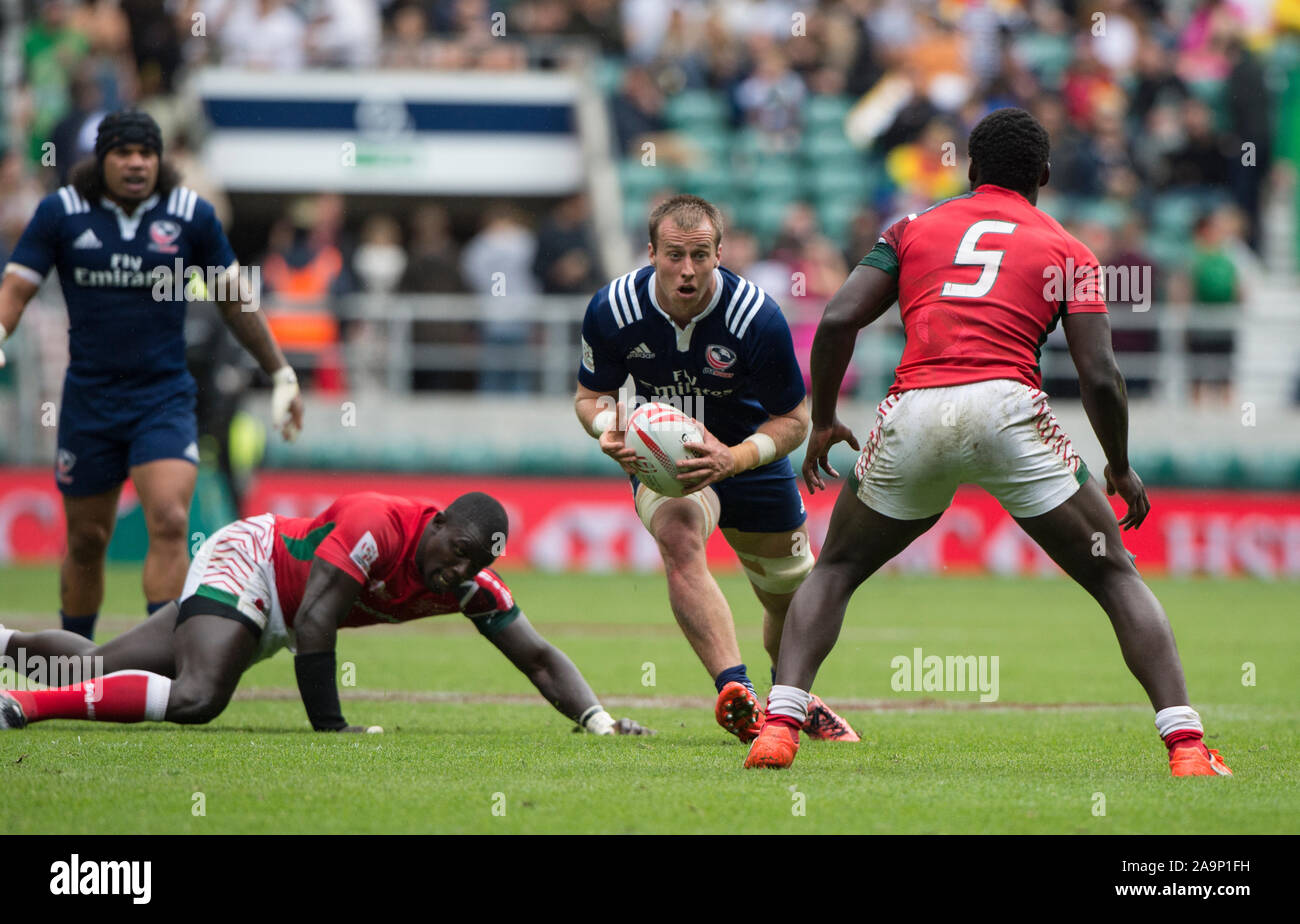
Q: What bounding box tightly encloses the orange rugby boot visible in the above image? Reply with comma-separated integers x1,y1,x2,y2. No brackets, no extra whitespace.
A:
715,681,764,743
744,722,800,769
801,694,860,742
1169,742,1233,777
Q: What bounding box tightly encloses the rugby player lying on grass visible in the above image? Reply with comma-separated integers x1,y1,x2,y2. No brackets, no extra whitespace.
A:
0,491,650,737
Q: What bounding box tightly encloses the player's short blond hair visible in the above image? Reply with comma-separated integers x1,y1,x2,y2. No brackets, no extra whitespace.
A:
648,194,724,250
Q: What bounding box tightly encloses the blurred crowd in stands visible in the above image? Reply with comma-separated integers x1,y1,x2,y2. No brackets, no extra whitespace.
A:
2,0,1296,400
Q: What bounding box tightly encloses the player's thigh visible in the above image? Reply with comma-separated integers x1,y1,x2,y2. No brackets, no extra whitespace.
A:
853,390,960,520
93,600,182,676
128,393,199,527
722,526,809,603
55,388,130,502
635,480,720,558
971,382,1089,520
714,468,811,597
172,609,257,707
180,516,285,665
1013,476,1136,587
818,477,943,583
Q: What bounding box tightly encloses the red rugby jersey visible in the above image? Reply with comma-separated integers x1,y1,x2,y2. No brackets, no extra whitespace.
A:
861,184,1108,393
270,492,514,630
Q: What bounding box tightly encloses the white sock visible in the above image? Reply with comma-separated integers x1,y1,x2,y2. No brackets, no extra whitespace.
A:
1154,705,1202,740
767,684,812,723
0,626,14,658
101,670,173,721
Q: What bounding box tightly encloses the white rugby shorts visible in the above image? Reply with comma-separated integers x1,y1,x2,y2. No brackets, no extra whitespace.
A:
182,513,292,664
853,379,1089,520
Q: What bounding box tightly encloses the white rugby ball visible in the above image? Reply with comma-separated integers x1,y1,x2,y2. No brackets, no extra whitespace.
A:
624,402,703,498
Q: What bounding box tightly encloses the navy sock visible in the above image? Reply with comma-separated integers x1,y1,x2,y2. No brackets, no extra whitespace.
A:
714,664,755,697
60,611,97,641
146,600,172,615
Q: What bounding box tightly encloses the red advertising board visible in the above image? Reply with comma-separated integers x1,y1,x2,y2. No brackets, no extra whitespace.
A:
5,467,1295,577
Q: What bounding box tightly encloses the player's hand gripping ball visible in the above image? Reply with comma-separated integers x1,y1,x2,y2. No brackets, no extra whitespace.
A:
622,402,703,498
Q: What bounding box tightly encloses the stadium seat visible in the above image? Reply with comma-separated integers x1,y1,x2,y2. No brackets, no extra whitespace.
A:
682,126,733,165
665,90,729,129
679,163,737,203
816,196,861,242
618,159,681,200
595,56,627,96
744,159,803,200
804,95,853,133
1011,31,1072,87
1072,198,1129,229
802,126,859,163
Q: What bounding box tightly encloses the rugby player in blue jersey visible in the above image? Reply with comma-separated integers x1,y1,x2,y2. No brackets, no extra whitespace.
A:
574,194,858,743
0,110,303,641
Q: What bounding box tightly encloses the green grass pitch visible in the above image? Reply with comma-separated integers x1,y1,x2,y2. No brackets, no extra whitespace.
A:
1,564,1296,834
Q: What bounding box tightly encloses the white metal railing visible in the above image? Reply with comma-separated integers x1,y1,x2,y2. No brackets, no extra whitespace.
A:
1,292,1296,466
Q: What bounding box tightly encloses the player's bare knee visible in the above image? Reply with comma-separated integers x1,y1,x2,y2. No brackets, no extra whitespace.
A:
655,514,707,564
66,521,113,563
166,679,230,725
146,503,190,545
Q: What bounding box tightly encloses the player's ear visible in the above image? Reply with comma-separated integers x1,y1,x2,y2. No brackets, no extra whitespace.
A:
1040,161,1051,188
968,160,977,185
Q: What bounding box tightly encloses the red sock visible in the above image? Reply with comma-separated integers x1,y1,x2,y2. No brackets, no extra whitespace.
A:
9,670,171,723
765,713,801,731
1164,729,1206,753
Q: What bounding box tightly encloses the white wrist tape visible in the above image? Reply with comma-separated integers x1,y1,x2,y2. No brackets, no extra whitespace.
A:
743,432,777,466
272,366,298,387
580,706,616,735
588,408,617,438
270,366,301,441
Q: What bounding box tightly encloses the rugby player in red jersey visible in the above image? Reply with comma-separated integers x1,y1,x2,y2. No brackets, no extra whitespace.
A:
0,491,650,736
745,109,1230,777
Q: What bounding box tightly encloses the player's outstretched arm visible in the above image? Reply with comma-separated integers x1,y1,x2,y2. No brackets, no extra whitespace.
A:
293,559,375,732
800,265,897,490
0,271,40,368
214,270,304,442
488,613,652,735
1063,311,1149,529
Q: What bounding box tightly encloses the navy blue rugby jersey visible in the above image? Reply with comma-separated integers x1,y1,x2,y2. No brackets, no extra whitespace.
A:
6,184,237,398
578,265,805,451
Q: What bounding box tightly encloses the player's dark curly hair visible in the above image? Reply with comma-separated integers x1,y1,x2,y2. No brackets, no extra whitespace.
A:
967,108,1050,195
445,492,509,560
68,155,182,203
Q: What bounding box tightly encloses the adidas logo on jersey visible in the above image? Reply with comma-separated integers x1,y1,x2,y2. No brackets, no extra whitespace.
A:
72,229,103,250
627,342,656,360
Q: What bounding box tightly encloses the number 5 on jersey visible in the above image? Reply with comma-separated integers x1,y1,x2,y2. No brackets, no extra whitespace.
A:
941,220,1017,299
